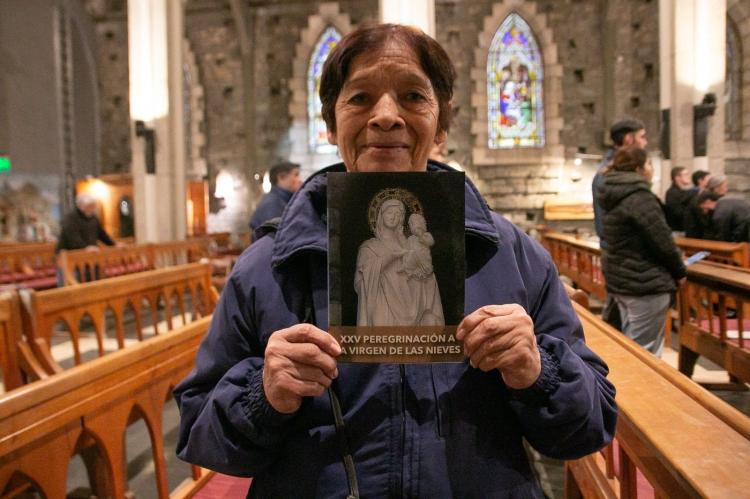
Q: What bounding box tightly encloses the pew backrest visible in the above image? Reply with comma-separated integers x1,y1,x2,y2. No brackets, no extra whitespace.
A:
25,263,216,372
678,260,750,383
675,236,749,267
0,292,23,390
151,240,208,268
58,245,153,285
58,240,211,285
0,243,57,289
0,316,213,498
540,232,605,300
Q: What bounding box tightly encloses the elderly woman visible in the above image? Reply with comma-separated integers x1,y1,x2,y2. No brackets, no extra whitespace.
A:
175,24,617,498
599,146,686,357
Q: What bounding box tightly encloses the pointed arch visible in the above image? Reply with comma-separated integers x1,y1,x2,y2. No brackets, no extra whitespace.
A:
472,0,563,165
308,27,342,153
288,3,353,176
487,13,545,148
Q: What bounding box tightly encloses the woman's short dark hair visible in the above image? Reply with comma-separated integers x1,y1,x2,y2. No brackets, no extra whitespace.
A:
320,24,456,134
610,146,648,172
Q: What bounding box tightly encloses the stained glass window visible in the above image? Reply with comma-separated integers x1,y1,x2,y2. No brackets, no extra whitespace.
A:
487,13,545,149
308,27,341,153
726,19,742,141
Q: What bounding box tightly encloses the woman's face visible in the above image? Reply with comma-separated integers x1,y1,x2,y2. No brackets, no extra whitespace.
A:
382,204,404,229
328,40,446,173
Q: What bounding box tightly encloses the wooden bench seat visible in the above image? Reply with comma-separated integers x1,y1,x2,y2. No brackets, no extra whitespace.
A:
678,261,750,384
0,263,217,390
58,240,210,285
0,242,57,290
0,316,214,498
566,303,750,498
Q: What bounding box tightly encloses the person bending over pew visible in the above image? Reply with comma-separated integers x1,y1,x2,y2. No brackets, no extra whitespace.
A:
598,146,686,357
56,193,122,284
174,24,617,498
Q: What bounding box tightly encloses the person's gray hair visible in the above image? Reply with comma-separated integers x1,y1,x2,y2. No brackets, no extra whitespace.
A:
75,192,96,208
706,174,727,192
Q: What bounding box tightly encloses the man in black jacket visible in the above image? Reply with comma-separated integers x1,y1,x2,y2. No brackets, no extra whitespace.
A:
599,147,685,357
57,193,116,252
663,166,695,231
698,191,750,242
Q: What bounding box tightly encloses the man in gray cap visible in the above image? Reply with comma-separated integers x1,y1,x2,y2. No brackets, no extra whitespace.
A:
592,118,647,329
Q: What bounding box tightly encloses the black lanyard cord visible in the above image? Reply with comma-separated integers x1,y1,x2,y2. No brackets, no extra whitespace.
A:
303,292,360,499
328,383,360,499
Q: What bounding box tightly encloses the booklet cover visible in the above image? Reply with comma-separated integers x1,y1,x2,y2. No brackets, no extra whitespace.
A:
328,171,465,363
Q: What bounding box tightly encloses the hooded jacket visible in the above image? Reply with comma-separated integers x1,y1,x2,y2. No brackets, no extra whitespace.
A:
599,170,686,296
174,162,618,498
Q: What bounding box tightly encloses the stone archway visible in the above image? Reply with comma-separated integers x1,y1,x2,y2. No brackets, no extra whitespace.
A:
287,3,353,178
469,0,564,229
471,0,564,167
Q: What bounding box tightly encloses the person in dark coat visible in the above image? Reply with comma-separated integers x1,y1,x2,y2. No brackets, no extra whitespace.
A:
592,118,646,330
698,190,750,242
599,146,686,357
248,161,302,239
56,193,116,252
663,166,695,231
174,24,617,498
691,169,710,192
684,174,727,239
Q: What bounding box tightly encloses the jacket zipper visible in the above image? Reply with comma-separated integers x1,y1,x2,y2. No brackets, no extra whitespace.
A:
399,363,406,497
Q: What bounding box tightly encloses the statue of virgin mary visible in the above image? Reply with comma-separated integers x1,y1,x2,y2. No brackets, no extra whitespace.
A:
354,195,444,327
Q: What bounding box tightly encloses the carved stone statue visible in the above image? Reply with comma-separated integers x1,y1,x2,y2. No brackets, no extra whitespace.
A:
355,192,444,327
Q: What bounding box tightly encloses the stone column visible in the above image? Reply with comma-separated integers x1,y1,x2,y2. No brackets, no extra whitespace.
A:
380,0,435,37
128,0,186,242
662,0,726,176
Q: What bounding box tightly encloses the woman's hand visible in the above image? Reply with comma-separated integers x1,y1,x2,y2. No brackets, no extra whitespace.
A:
263,324,341,414
456,304,541,389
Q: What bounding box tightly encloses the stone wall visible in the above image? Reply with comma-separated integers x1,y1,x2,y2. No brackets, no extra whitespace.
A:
726,158,750,198
94,18,130,174
436,0,660,230
89,0,661,233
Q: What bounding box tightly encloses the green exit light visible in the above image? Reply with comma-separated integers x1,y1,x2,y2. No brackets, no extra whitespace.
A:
0,157,10,173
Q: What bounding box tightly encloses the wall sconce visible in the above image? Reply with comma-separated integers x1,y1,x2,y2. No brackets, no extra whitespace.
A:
135,120,156,174
693,93,716,157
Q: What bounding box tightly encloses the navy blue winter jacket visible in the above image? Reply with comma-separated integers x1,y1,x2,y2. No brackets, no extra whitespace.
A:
249,184,294,237
174,162,617,498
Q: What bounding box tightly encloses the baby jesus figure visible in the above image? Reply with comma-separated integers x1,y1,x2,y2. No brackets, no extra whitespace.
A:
403,213,435,280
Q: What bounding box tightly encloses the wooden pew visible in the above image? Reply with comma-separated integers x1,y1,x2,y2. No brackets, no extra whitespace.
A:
58,240,209,285
566,303,750,498
541,232,606,301
58,244,153,285
0,242,57,290
20,263,216,379
151,240,208,268
541,233,750,295
0,316,214,498
675,236,749,268
678,260,750,385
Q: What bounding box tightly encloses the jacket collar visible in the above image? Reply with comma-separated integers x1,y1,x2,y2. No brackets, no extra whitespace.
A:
271,160,499,267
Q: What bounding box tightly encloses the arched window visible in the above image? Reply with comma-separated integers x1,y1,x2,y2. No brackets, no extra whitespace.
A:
726,18,743,141
308,27,341,153
487,13,544,149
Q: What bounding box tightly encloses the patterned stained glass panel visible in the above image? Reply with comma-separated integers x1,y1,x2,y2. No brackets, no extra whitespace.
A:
487,13,545,149
308,27,341,154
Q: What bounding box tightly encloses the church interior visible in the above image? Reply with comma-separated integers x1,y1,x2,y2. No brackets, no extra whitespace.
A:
0,0,749,497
